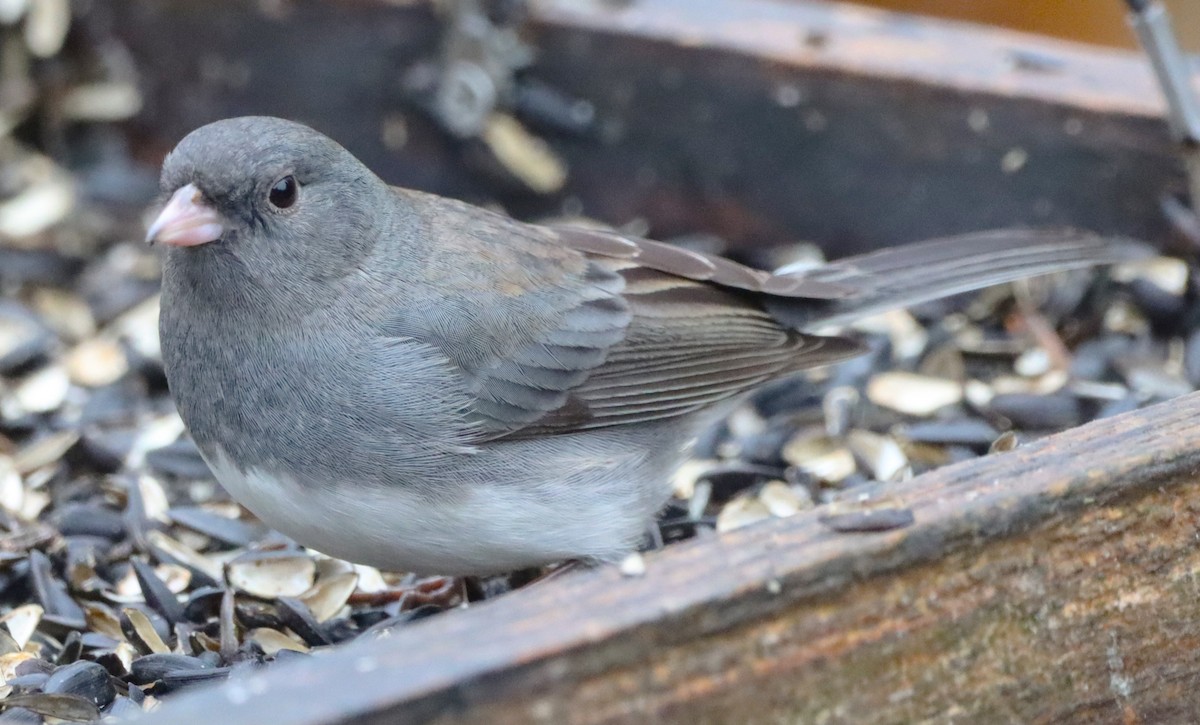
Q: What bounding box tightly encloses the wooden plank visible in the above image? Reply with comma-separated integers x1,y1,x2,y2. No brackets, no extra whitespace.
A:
139,391,1200,724
523,0,1182,254
113,0,1185,255
533,0,1165,115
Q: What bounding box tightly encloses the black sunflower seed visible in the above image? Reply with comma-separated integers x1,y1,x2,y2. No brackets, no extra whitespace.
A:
129,653,212,686
1,692,101,723
42,661,115,709
131,558,185,626
168,507,264,548
27,551,86,631
276,597,332,647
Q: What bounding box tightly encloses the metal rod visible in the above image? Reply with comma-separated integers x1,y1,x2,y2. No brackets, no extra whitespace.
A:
1125,0,1200,209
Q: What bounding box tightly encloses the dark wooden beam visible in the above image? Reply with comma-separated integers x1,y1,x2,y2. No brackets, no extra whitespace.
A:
113,0,1184,256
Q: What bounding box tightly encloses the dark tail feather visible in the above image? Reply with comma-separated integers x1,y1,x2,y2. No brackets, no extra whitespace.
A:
766,228,1154,330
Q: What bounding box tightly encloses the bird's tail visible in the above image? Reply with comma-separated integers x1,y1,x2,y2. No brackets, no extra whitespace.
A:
765,228,1154,331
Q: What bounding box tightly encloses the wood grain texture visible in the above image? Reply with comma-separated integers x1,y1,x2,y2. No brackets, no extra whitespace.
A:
140,391,1200,724
533,0,1164,115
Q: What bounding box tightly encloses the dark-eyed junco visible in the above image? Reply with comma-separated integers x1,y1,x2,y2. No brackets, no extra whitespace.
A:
148,116,1148,575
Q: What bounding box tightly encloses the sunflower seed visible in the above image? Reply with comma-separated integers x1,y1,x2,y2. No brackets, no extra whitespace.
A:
1,692,100,723
866,372,962,416
90,643,136,679
1014,347,1052,377
22,0,69,57
0,0,28,24
0,605,41,649
671,459,719,500
12,430,77,475
0,158,74,238
247,628,308,657
120,608,169,655
59,82,143,122
28,289,93,343
0,706,42,724
128,653,211,686
28,551,85,630
81,603,122,641
989,392,1083,430
145,530,221,585
0,302,53,375
218,590,236,661
0,457,21,515
847,430,909,482
226,551,316,600
343,570,387,602
0,628,18,656
716,496,772,533
757,480,808,517
42,661,114,708
111,295,161,367
781,434,855,483
53,503,125,541
131,558,184,627
989,431,1020,454
12,364,69,414
63,338,127,388
1112,256,1189,296
5,673,46,691
180,587,224,624
55,630,81,664
275,598,331,647
168,506,263,548
819,497,914,532
299,572,357,624
144,440,211,480
1120,360,1192,400
852,309,927,360
481,113,567,194
155,666,230,694
893,419,998,448
821,386,859,438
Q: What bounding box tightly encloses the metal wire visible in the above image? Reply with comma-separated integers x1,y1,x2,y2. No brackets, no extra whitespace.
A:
1124,0,1200,208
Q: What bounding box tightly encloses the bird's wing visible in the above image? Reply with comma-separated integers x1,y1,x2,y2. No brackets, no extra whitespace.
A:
499,224,1146,438
498,241,865,438
376,192,1148,441
373,199,862,441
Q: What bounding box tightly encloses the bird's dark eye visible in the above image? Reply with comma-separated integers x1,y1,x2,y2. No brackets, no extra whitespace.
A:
268,176,298,209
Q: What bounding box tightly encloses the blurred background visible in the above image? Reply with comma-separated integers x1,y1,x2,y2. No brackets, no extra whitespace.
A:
0,0,1194,259
858,0,1199,51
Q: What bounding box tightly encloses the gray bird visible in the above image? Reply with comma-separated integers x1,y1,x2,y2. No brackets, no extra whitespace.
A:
149,116,1147,575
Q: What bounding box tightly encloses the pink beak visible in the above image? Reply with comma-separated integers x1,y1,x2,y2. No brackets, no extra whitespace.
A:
145,183,225,247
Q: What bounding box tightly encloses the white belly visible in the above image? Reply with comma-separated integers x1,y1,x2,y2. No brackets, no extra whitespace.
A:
202,445,658,575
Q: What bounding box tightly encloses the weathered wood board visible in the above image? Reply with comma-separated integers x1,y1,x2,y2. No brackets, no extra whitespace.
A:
114,0,1183,256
